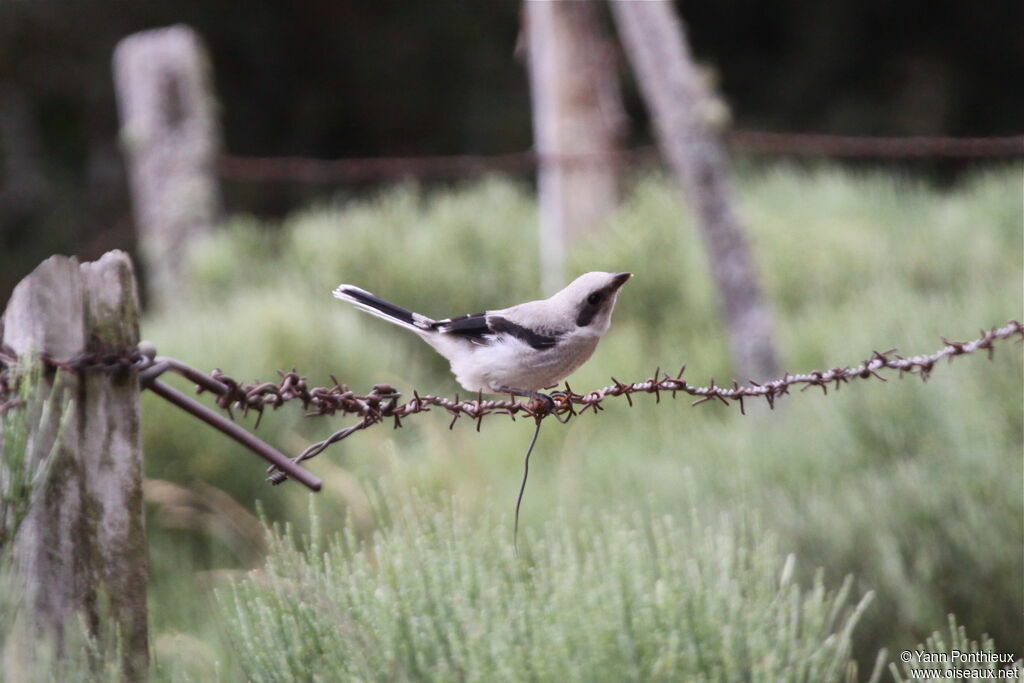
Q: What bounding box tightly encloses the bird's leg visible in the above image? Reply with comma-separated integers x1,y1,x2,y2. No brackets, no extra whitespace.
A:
496,385,571,424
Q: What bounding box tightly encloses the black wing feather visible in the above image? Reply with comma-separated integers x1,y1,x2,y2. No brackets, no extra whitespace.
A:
435,313,562,350
488,317,561,349
435,312,489,336
434,312,491,345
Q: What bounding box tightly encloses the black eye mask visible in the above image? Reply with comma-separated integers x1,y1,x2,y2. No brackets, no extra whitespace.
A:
577,289,609,326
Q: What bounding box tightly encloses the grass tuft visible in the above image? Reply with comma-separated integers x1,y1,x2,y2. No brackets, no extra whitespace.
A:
223,497,877,682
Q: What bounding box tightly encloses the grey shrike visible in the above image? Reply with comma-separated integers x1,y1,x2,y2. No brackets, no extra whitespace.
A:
333,271,632,403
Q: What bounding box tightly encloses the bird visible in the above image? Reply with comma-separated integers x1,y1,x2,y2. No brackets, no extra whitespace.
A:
332,271,632,405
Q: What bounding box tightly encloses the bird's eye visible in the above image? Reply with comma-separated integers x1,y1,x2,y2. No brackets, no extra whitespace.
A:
587,292,603,306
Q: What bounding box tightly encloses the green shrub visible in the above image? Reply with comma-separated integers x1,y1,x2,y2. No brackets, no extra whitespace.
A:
223,498,878,682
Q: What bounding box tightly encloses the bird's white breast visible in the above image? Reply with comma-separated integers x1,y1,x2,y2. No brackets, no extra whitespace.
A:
445,332,600,393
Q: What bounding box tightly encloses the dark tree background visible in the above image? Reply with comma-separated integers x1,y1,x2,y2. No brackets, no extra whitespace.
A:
1,0,1021,301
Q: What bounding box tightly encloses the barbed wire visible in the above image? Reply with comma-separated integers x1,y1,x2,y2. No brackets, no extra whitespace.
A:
202,319,1022,418
217,133,1024,183
726,131,1024,159
0,342,326,490
2,320,1021,486
143,321,1024,482
0,344,150,415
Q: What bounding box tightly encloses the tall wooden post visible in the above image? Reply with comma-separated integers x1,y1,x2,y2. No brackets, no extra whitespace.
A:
113,25,222,306
610,0,779,381
1,251,148,679
525,1,627,294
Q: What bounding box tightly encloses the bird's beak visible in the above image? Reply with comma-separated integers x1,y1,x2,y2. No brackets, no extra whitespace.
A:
611,272,632,291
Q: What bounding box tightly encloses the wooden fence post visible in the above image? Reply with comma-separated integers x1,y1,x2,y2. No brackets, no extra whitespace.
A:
113,25,222,306
1,251,148,679
525,1,627,295
610,1,780,382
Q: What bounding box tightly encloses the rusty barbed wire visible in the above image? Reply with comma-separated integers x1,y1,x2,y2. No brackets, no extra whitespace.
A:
202,320,1023,482
0,342,150,415
0,343,149,377
2,320,1021,485
192,320,1022,420
0,341,325,489
217,133,1024,183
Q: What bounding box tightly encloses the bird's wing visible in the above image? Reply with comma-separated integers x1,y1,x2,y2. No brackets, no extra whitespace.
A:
435,313,562,350
433,312,491,344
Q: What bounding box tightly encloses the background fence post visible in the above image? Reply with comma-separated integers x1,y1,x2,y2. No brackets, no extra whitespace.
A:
525,1,626,295
1,251,148,679
610,1,780,382
113,25,222,307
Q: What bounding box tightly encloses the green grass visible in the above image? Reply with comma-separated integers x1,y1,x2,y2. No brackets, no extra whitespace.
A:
0,362,70,553
135,164,1022,679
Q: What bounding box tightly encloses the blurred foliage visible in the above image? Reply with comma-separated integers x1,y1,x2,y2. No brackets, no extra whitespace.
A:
0,362,69,553
890,616,1023,682
224,497,880,682
2,0,1022,300
137,165,1023,678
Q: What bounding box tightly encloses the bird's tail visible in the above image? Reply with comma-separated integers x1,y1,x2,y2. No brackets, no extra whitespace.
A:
333,285,435,333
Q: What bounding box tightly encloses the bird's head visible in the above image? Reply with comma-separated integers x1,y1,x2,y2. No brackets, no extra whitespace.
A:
552,271,632,334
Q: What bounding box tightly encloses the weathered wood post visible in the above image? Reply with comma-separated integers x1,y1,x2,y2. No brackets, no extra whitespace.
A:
610,0,779,381
113,25,222,306
1,251,148,679
525,1,627,294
